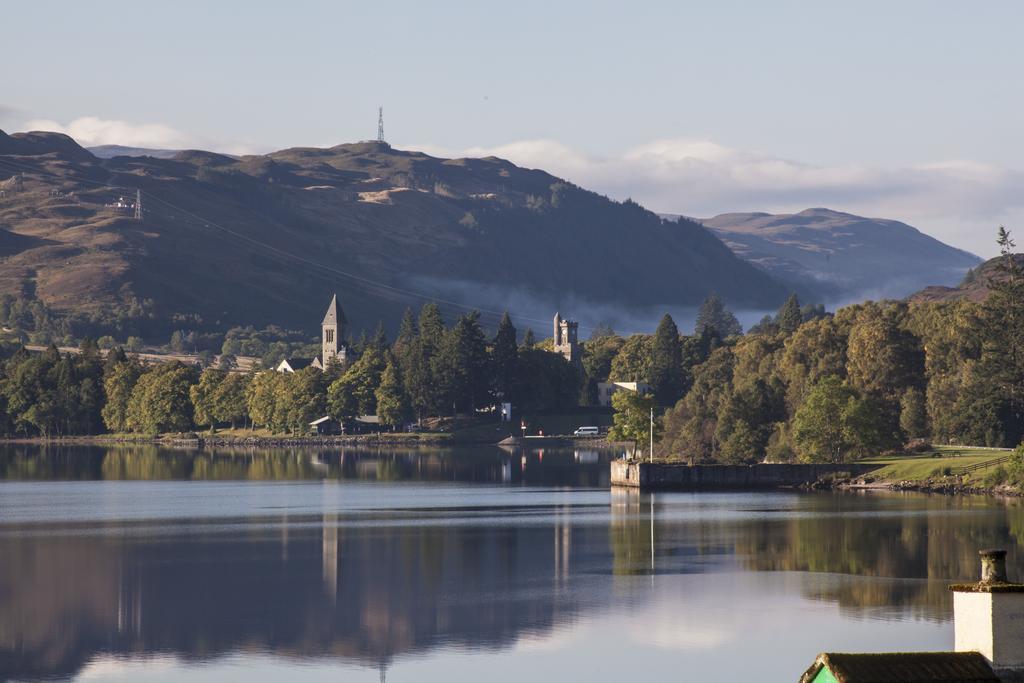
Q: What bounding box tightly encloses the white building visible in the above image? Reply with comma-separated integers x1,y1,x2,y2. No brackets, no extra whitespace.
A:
596,381,651,408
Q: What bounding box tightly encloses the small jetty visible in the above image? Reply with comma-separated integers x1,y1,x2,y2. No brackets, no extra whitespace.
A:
611,460,878,491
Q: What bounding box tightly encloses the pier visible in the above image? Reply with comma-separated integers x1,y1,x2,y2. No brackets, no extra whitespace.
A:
611,460,878,491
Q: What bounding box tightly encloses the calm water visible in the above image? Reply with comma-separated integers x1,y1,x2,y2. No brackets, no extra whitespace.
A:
1,444,1023,682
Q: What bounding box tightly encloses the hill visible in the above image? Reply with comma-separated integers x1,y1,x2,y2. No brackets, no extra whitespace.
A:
692,208,981,304
908,253,1024,303
88,144,186,159
0,130,790,341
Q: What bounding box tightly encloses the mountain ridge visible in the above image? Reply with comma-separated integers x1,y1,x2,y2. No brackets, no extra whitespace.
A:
0,130,790,339
691,208,981,303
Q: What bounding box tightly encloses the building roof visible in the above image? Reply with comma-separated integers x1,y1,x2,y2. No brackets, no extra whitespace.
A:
322,293,347,328
309,415,334,426
277,357,313,372
800,652,1000,683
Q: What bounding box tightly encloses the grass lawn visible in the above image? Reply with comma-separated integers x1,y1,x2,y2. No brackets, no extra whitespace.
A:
861,445,1012,482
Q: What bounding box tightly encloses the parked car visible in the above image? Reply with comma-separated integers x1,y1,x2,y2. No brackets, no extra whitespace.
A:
573,426,600,437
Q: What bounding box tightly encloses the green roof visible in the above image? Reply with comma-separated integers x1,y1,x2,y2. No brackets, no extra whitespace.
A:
800,652,1000,683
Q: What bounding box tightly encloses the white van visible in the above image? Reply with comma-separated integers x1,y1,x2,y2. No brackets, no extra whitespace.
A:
573,426,600,437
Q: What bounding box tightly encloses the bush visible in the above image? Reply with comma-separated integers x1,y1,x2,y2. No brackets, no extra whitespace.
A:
984,465,1009,487
904,438,933,453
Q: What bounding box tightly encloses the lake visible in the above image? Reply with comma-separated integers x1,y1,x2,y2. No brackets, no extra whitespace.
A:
1,443,1022,682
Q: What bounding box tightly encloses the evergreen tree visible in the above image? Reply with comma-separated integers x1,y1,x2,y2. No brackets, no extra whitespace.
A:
395,308,417,350
777,294,803,334
434,311,491,413
975,227,1024,445
649,314,684,405
695,294,742,338
376,359,412,428
520,328,536,349
491,312,518,400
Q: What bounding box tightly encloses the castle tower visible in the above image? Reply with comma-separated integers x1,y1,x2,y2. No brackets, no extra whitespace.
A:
552,312,580,367
321,294,348,368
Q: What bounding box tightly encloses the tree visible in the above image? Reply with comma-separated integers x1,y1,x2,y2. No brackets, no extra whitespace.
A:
974,227,1024,445
433,311,491,413
608,389,659,459
609,335,651,383
329,345,388,419
279,367,326,433
190,368,227,432
491,312,519,400
792,376,857,463
401,303,446,419
899,387,928,439
126,363,198,434
695,294,742,338
846,304,923,402
213,373,249,429
649,314,684,406
514,348,580,414
777,294,803,335
247,371,282,431
376,359,411,428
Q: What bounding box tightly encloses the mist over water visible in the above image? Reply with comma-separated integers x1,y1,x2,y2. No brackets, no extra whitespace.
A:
411,275,776,336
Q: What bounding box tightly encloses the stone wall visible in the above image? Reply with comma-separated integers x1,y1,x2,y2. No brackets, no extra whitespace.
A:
610,460,878,490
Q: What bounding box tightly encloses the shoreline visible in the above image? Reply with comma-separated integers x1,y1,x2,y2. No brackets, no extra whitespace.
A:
0,433,614,448
841,478,1022,497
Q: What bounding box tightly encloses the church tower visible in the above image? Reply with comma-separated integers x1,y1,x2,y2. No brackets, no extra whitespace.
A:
321,294,348,368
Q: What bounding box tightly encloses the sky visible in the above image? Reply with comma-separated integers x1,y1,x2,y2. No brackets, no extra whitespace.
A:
3,0,1022,257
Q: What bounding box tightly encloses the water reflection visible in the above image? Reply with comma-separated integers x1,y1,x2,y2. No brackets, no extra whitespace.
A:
0,443,617,487
1,447,1023,682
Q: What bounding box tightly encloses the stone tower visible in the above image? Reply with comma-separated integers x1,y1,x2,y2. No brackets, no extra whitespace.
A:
321,294,348,368
553,312,580,367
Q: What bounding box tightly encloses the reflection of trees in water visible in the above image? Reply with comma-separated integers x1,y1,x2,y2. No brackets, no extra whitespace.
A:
0,516,605,681
0,444,612,486
736,495,1024,619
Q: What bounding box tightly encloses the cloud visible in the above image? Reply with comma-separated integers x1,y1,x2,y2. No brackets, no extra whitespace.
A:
18,116,260,155
0,104,23,127
415,138,1024,258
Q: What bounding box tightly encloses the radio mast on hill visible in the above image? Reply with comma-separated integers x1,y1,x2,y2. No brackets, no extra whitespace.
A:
134,189,142,221
377,106,385,143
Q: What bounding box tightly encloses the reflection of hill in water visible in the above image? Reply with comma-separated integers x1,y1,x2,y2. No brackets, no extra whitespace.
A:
0,513,609,680
734,494,1024,620
3,477,1024,680
0,443,613,487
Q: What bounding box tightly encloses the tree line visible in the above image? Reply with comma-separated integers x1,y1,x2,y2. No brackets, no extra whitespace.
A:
0,230,1019,460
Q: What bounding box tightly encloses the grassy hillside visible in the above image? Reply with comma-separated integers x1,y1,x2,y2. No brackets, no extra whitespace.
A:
909,253,1024,304
0,130,790,340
